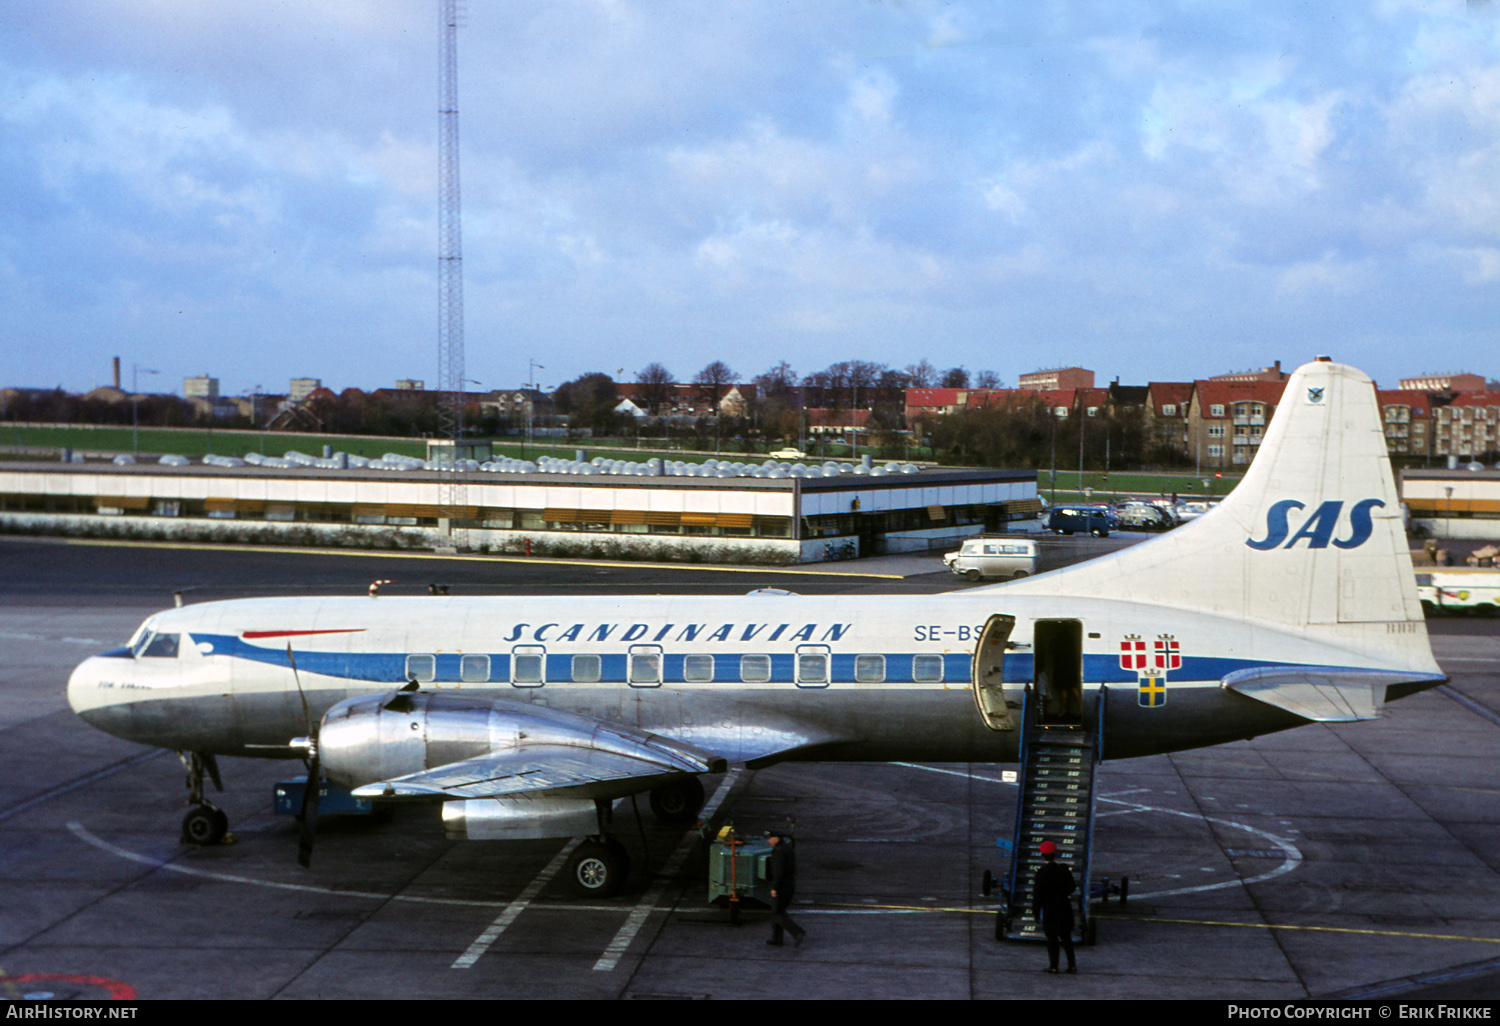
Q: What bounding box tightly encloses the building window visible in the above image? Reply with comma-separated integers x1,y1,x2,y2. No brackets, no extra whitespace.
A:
1161,404,1177,417
1210,404,1225,418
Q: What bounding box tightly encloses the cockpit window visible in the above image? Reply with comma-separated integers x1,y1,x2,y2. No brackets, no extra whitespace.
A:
140,632,180,659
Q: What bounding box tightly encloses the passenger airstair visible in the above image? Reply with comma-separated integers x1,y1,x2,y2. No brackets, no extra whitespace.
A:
996,685,1104,943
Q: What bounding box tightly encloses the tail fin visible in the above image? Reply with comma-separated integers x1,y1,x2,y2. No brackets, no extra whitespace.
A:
1006,358,1438,674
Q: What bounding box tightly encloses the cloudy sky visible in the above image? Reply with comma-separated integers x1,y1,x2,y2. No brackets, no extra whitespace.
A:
4,1,1499,399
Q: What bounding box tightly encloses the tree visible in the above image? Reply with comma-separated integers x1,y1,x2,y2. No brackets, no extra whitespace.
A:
975,370,1003,389
634,362,674,416
553,372,619,436
941,367,970,388
905,360,937,388
693,361,738,413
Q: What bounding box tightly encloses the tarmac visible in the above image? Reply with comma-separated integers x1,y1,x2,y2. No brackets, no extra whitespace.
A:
0,536,1497,1001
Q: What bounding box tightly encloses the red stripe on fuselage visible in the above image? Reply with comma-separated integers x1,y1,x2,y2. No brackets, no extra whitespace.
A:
241,629,366,639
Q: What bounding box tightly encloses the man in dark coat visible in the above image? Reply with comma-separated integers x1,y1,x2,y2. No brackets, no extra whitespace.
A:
766,830,806,947
1031,840,1076,973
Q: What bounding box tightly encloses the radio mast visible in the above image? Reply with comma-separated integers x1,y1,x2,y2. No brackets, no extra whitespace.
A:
437,0,466,546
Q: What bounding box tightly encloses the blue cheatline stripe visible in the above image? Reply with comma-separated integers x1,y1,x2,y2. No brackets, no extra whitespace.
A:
191,633,1349,688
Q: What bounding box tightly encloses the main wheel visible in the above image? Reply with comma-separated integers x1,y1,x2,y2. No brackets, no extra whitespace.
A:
649,776,706,824
182,805,228,846
964,568,982,581
565,841,625,898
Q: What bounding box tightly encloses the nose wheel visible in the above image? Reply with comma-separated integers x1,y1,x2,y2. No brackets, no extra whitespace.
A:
182,804,229,846
177,750,232,846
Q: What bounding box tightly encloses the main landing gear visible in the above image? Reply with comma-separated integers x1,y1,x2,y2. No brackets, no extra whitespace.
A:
178,751,230,846
563,777,710,898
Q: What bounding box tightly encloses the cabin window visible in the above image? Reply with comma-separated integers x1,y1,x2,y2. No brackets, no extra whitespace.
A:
855,655,886,682
141,632,180,659
912,654,944,682
629,646,662,687
405,654,436,683
683,654,714,682
740,654,772,683
460,654,491,683
571,654,601,683
512,647,545,686
795,645,829,687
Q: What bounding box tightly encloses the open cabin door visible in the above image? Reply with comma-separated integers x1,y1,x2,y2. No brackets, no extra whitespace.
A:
972,614,1017,731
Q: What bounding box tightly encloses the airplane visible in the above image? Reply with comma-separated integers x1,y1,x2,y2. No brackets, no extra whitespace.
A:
67,357,1445,898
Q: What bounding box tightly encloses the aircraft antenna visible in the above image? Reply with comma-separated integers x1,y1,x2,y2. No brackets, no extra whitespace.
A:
437,0,467,548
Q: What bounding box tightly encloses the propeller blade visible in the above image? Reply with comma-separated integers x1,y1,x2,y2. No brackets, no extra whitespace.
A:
297,755,320,869
287,643,312,732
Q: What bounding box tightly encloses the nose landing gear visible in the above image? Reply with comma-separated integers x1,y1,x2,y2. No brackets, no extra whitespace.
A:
178,751,231,846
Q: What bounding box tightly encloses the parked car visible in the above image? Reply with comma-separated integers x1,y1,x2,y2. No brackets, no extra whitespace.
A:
944,537,1038,580
1117,501,1175,531
769,448,807,460
1045,505,1114,537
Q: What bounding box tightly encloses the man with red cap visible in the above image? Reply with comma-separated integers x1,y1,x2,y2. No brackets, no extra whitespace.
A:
1031,840,1077,974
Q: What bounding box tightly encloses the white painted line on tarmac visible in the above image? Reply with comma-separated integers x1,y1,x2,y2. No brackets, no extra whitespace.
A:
452,838,581,970
890,762,1305,901
593,769,743,973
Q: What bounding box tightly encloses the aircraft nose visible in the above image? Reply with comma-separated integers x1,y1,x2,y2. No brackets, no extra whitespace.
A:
67,655,116,729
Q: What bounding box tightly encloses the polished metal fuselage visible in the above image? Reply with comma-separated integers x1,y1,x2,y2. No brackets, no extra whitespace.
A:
67,591,1388,767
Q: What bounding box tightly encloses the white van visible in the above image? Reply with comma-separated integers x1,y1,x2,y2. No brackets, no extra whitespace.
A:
943,537,1038,581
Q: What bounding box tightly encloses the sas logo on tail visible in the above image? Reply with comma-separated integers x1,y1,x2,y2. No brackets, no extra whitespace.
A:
1246,498,1385,550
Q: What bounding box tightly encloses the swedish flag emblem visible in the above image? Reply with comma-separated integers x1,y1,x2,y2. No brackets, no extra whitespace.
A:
1138,676,1167,708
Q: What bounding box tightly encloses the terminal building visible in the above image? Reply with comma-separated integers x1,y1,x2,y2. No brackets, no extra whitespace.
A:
0,460,1041,563
1401,468,1500,541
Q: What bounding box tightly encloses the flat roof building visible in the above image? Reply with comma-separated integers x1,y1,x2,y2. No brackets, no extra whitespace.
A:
0,460,1040,564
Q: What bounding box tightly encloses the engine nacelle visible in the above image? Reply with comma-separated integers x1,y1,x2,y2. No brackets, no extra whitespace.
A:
441,797,599,840
318,691,568,789
316,690,725,795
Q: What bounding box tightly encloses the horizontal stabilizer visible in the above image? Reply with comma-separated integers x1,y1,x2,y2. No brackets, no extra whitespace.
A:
351,734,725,802
1223,666,1441,722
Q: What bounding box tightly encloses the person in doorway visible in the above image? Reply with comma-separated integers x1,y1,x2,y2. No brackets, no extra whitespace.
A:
766,830,806,948
1031,840,1077,974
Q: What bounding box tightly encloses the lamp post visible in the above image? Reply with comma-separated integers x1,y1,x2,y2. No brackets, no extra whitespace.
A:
131,365,159,455
1445,485,1454,543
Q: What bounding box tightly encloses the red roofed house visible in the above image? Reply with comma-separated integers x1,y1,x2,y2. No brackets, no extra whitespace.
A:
1376,389,1432,459
1433,392,1500,461
1187,380,1287,468
1146,382,1194,459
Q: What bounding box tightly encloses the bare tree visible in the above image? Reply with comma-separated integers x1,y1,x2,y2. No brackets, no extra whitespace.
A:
635,362,674,416
693,360,738,413
975,370,1003,389
904,359,937,388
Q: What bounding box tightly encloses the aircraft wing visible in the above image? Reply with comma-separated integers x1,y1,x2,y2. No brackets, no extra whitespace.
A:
349,740,722,802
1222,666,1444,722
